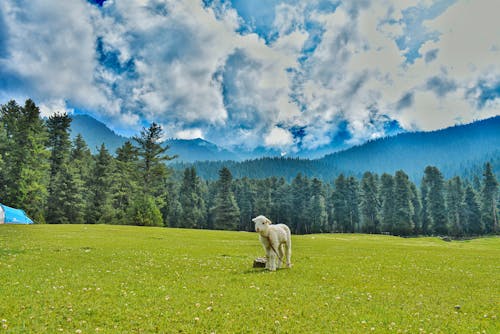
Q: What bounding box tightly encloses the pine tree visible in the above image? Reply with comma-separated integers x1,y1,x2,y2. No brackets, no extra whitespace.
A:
133,123,176,196
291,174,310,234
212,167,240,230
446,176,465,237
463,185,483,235
111,141,141,224
67,134,94,224
269,177,291,226
346,177,360,232
480,162,499,233
393,170,414,236
308,178,328,233
360,172,379,233
179,167,206,229
332,174,349,232
235,177,255,231
380,173,396,234
86,144,115,224
422,166,448,235
409,183,422,234
46,113,78,224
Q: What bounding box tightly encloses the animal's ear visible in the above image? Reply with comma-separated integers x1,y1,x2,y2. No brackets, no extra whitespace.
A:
252,218,257,223
265,218,271,225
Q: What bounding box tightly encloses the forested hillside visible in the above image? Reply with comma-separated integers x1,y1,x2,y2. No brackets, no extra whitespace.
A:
1,99,498,237
177,116,500,182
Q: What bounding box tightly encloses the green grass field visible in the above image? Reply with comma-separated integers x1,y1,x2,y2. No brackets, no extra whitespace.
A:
0,225,498,333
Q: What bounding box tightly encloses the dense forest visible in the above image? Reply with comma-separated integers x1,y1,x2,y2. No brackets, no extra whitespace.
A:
1,99,499,237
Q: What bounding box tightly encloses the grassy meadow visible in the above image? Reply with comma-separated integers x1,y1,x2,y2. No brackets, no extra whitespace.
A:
0,225,498,333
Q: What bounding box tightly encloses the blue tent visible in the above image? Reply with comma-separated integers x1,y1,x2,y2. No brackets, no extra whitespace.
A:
0,203,34,224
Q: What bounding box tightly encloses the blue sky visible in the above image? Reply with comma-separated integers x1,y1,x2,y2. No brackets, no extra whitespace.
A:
0,0,499,153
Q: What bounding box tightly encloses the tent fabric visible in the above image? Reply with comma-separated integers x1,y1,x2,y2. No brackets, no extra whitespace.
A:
0,204,34,224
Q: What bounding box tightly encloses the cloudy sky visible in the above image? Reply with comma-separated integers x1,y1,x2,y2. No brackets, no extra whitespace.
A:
1,0,499,153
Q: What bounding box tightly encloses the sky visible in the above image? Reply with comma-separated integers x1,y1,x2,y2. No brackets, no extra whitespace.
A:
0,0,499,153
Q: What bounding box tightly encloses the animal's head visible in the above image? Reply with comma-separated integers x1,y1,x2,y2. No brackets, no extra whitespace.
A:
252,215,271,233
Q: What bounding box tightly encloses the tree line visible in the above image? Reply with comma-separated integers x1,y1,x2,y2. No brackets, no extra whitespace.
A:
1,99,498,236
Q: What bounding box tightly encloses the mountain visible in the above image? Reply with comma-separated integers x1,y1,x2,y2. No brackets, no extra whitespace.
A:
69,114,238,162
70,114,128,152
175,116,500,182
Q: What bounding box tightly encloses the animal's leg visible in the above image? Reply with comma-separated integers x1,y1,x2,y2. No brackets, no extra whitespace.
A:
285,240,292,268
268,246,277,271
265,248,271,269
277,244,284,269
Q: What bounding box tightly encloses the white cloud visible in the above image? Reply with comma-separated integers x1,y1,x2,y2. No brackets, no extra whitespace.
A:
175,128,204,140
39,99,74,118
264,126,293,148
1,0,499,153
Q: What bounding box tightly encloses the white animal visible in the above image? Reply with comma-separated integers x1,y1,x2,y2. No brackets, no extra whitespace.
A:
252,215,292,271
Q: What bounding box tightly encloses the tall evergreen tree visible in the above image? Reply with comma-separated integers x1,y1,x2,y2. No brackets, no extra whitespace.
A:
422,166,448,235
179,167,207,229
308,178,328,233
393,170,414,235
111,141,140,224
46,113,77,224
332,174,349,232
463,185,483,235
212,167,240,230
346,176,360,232
446,176,465,237
360,172,379,233
67,134,94,224
86,144,114,224
270,177,291,226
480,162,499,233
235,177,255,231
291,174,310,234
409,183,422,234
133,123,176,196
380,173,396,233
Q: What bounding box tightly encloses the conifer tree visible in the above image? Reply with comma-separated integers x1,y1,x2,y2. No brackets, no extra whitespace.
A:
308,178,328,233
393,170,414,235
68,134,94,224
212,167,240,230
360,172,379,233
446,176,465,237
422,166,448,235
480,162,499,233
111,141,140,224
46,113,77,224
463,185,483,235
133,123,176,196
380,173,396,233
272,177,292,226
235,177,255,231
86,144,114,224
291,173,310,233
332,174,349,232
346,176,360,232
409,183,422,234
179,167,206,229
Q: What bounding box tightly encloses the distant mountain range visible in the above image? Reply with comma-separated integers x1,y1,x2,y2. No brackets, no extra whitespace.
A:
70,114,239,162
69,114,353,161
70,114,500,181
